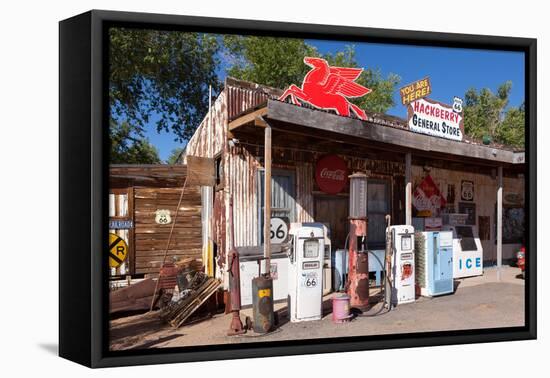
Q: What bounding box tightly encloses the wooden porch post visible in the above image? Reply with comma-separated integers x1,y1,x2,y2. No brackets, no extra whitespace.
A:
497,166,503,281
405,152,412,226
264,124,272,274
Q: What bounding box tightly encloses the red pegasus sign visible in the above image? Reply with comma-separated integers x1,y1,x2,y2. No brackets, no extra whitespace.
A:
279,57,372,120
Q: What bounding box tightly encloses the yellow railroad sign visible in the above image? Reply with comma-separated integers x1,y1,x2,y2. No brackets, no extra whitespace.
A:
109,233,128,268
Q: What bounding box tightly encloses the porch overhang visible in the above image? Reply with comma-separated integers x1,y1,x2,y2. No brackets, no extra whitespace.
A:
228,99,525,168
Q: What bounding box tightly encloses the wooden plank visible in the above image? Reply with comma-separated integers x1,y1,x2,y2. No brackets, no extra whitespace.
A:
109,278,158,314
135,251,202,259
228,107,268,131
267,99,519,165
186,156,215,186
264,124,272,272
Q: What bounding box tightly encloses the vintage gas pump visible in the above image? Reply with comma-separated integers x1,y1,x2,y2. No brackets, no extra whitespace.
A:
288,223,325,322
389,225,415,305
347,173,369,309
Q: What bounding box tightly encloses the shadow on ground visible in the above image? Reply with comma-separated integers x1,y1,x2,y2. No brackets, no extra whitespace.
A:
38,343,58,355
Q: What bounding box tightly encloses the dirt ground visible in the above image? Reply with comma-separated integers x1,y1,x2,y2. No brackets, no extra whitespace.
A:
109,266,525,351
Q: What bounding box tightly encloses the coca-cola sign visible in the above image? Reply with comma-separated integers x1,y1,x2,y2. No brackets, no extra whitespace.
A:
315,155,348,194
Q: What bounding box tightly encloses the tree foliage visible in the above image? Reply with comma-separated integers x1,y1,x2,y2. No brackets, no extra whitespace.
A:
166,147,185,164
110,121,161,164
498,103,525,148
109,28,221,143
463,81,524,148
322,46,400,113
223,36,318,90
223,38,400,113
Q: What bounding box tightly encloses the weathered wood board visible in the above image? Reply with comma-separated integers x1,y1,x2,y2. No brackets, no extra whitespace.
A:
133,186,202,275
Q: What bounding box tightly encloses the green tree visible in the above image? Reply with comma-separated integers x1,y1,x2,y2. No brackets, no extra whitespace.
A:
498,103,525,148
223,36,318,89
109,28,221,144
110,121,161,164
323,46,400,113
166,147,185,164
463,81,524,148
223,38,400,113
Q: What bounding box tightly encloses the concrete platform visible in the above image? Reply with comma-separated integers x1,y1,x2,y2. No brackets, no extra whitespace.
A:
109,266,525,350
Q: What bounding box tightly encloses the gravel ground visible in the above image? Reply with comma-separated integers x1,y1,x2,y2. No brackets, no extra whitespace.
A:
109,266,525,350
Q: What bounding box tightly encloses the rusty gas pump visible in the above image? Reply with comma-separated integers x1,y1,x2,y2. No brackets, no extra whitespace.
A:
347,173,369,309
227,196,246,335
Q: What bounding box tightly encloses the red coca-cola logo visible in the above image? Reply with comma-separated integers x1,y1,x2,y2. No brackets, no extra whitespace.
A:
315,155,348,194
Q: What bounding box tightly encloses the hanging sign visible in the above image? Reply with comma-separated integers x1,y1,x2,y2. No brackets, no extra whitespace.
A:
315,154,348,195
407,97,464,141
109,219,133,229
400,77,431,105
279,57,372,120
413,175,447,217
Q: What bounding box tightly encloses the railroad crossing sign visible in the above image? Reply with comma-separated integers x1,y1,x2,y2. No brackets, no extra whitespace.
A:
109,232,128,268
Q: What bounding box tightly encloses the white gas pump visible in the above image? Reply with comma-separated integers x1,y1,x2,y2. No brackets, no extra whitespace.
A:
288,223,325,322
389,225,415,305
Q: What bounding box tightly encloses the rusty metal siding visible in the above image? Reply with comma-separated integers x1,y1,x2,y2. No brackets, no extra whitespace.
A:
228,145,260,247
185,80,279,288
296,162,314,222
225,78,281,121
227,85,270,120
185,91,227,159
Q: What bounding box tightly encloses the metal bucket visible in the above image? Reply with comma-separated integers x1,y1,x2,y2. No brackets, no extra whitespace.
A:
332,294,352,323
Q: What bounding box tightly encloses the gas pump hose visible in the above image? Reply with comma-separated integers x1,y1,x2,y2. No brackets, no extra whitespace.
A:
343,232,393,316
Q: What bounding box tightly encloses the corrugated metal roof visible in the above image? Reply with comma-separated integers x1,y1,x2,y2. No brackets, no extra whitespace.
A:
223,77,524,153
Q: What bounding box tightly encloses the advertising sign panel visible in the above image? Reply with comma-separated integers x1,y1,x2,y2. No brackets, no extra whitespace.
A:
399,77,431,105
407,97,464,141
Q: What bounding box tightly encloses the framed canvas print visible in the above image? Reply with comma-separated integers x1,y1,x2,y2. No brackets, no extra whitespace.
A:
59,10,536,368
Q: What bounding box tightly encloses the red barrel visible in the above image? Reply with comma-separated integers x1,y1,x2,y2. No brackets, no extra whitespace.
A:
332,294,352,323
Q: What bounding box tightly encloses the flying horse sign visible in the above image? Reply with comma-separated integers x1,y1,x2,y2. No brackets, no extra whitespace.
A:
279,57,372,120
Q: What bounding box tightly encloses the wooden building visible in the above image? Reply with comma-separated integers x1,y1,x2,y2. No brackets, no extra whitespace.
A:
186,78,526,287
109,165,202,277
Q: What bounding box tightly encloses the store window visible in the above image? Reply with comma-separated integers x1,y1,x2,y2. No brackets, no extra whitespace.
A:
257,169,296,244
367,179,391,249
495,204,525,244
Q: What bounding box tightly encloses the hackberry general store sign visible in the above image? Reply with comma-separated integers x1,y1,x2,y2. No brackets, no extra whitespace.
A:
407,97,464,141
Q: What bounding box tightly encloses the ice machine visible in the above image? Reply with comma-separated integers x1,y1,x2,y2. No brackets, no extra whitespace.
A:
415,231,454,297
442,224,483,278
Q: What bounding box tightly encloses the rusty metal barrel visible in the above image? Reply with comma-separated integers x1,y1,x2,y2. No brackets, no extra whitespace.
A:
251,275,274,333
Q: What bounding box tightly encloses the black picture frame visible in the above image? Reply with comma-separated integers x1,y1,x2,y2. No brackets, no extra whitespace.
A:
59,9,537,368
458,202,476,225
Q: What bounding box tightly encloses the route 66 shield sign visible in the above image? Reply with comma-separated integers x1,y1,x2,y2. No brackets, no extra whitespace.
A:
453,96,463,113
461,180,474,201
155,209,172,225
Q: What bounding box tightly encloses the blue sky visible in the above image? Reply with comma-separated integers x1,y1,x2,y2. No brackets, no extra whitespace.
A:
144,39,525,161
